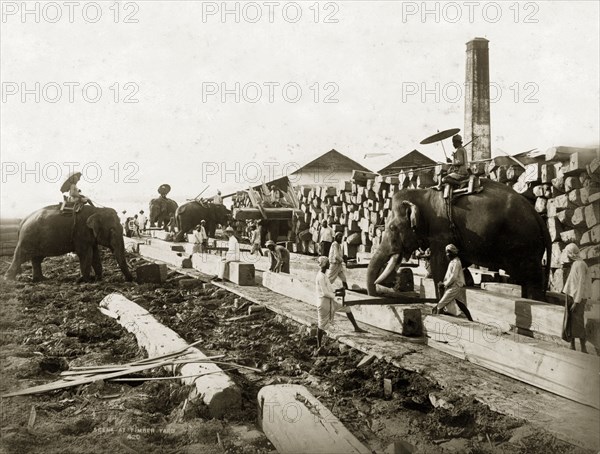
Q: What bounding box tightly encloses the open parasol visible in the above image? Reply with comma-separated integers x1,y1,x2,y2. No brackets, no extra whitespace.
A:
419,128,461,145
60,171,82,193
158,184,171,196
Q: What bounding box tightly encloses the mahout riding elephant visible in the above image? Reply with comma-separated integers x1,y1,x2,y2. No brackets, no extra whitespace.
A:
149,197,178,230
4,205,133,282
366,180,551,300
174,201,231,242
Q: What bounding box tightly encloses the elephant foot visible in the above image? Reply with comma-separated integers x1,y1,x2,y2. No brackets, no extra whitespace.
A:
32,275,47,283
124,273,134,282
77,276,93,283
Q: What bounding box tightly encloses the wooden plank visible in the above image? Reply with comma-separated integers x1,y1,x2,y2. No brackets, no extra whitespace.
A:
423,315,600,409
480,282,522,297
464,289,563,338
98,294,241,416
585,203,600,228
257,384,371,454
138,244,192,269
545,146,596,162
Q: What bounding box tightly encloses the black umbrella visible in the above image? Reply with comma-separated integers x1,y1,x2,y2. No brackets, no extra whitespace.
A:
60,172,82,193
419,128,461,144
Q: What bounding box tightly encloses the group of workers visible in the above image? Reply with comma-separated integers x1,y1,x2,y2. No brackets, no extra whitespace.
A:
120,210,147,238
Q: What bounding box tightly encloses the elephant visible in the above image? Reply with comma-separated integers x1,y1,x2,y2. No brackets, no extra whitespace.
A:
366,180,551,300
174,201,231,242
4,205,133,282
149,197,178,230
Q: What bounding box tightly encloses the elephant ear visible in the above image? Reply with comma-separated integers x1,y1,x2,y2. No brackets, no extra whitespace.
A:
400,201,419,230
86,213,104,239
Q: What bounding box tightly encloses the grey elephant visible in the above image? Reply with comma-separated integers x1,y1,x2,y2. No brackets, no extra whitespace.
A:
149,197,178,231
4,205,133,282
366,180,551,300
174,201,230,242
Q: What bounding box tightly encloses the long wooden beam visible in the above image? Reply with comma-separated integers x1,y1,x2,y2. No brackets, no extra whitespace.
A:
258,384,371,454
424,314,600,409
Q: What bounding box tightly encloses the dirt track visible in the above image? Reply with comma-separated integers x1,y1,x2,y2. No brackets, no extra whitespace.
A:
0,251,588,454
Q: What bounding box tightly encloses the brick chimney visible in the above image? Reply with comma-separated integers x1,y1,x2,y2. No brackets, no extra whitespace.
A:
464,38,491,162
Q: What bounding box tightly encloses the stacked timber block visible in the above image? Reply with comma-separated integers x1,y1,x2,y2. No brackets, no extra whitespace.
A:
138,244,192,269
294,171,396,258
135,263,168,284
190,253,255,286
262,271,423,336
0,219,20,257
540,147,600,301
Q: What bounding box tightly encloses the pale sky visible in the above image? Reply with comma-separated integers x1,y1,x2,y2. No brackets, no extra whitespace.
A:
1,0,599,217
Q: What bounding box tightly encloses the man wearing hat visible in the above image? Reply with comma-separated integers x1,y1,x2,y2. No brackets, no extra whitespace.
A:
441,134,469,187
120,210,128,228
328,232,348,289
214,226,239,281
433,244,472,320
315,256,365,354
562,243,591,353
266,240,290,274
192,221,208,253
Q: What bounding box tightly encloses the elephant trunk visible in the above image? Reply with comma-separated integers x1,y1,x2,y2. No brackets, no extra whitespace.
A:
367,247,392,296
112,235,133,281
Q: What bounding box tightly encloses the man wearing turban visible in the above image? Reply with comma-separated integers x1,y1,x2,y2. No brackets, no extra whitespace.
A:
562,243,591,353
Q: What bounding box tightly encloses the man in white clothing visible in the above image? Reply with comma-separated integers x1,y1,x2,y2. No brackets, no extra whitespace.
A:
192,221,208,253
562,243,591,353
214,226,239,281
318,220,334,256
433,244,472,320
137,210,147,233
315,256,365,355
328,232,348,289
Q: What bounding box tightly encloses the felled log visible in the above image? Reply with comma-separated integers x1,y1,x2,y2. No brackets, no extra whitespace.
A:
585,203,600,228
545,146,595,162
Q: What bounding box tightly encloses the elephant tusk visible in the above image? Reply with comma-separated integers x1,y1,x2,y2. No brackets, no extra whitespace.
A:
374,254,399,285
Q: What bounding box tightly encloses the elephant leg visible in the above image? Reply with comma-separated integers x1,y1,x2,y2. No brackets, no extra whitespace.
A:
429,247,447,298
92,246,103,279
4,247,25,280
77,250,93,282
31,256,45,282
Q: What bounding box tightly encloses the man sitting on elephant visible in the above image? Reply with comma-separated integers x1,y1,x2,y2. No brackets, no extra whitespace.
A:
440,134,469,188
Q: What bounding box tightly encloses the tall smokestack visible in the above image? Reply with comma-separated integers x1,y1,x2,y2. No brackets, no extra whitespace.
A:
464,37,491,162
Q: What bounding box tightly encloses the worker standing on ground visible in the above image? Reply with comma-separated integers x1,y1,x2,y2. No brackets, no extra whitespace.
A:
138,210,147,233
192,221,208,253
266,240,290,273
562,243,591,353
319,220,334,256
328,232,348,289
433,244,472,320
250,223,262,255
315,257,365,355
214,226,239,282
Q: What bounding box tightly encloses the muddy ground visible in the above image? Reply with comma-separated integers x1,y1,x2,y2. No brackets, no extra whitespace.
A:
0,251,590,454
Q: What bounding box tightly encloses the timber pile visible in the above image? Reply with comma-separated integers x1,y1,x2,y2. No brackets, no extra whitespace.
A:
0,218,20,257
538,148,600,301
294,171,394,258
